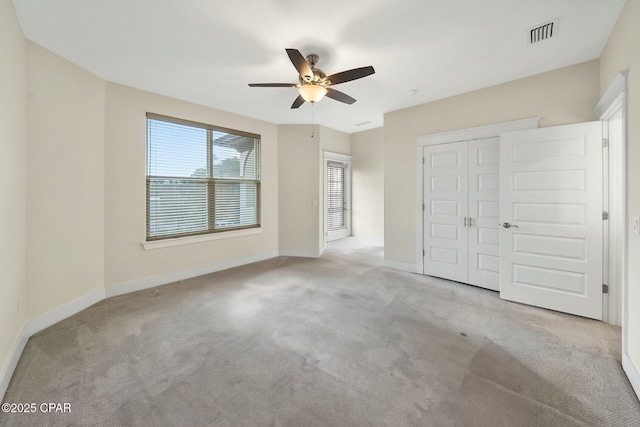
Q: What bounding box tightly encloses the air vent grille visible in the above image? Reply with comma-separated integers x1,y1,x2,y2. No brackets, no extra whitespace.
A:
528,19,558,45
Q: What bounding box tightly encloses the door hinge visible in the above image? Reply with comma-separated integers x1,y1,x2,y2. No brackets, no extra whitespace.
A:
423,157,425,164
603,284,609,294
602,211,609,220
603,138,609,148
422,203,425,211
423,249,425,257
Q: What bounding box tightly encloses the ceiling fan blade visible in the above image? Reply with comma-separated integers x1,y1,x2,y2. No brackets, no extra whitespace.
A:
325,88,356,105
286,48,313,79
291,95,305,109
248,83,297,87
325,66,375,86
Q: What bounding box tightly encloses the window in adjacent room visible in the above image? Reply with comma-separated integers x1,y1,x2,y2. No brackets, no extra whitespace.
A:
146,113,260,241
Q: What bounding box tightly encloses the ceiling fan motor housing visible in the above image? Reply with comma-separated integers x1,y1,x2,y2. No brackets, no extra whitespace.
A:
298,54,326,85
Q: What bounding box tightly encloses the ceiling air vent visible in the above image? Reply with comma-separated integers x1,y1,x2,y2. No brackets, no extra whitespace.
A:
527,19,558,45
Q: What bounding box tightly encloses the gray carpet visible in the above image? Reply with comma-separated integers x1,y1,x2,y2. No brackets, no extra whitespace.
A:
1,238,639,426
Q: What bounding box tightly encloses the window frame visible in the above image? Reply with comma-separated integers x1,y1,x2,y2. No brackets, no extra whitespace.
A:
146,112,261,242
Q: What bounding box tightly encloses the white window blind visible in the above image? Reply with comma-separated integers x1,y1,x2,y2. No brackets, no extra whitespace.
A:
327,162,346,232
146,113,260,241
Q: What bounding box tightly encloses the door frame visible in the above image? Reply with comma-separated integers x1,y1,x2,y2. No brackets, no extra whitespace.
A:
323,151,352,243
596,70,628,327
415,118,539,274
596,70,637,396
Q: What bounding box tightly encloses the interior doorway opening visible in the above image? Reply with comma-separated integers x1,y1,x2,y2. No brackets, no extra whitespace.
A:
324,152,352,243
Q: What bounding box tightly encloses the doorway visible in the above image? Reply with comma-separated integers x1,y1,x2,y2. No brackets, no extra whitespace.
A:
324,152,351,242
595,71,635,396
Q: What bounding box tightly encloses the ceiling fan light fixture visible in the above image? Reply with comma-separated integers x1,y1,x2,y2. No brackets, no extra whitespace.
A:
248,49,375,108
298,84,328,103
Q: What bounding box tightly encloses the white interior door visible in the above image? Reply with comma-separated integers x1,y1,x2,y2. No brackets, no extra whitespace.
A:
500,122,603,319
326,159,350,242
468,138,501,290
423,142,468,283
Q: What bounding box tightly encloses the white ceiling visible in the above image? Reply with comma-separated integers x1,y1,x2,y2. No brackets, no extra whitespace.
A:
14,0,624,134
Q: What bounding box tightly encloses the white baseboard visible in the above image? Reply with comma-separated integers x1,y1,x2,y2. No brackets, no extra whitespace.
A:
356,237,384,244
23,289,106,337
384,258,421,274
623,353,640,400
1,287,105,399
278,249,323,258
0,326,28,400
106,250,279,298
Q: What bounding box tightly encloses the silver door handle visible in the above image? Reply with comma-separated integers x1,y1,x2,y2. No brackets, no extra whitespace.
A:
502,222,519,228
464,217,468,227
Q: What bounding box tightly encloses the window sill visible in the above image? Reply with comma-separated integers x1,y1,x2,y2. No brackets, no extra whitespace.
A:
142,228,262,250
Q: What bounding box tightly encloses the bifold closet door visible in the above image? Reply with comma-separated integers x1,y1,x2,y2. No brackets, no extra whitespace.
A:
468,138,501,290
423,142,469,283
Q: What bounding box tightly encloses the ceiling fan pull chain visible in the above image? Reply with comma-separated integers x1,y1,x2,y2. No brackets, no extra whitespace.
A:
311,102,315,138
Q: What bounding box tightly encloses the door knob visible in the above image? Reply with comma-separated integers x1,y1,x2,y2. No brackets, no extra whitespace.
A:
502,222,519,228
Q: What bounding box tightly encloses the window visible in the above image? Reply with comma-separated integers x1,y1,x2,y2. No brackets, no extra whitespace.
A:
146,113,260,241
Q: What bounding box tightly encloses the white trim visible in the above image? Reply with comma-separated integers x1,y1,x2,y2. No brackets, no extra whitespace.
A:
323,151,352,163
384,258,421,274
623,353,640,400
106,250,279,298
600,97,625,326
416,117,540,146
278,249,323,258
602,118,612,323
597,72,631,375
595,71,629,118
23,289,106,337
595,70,629,332
0,327,28,400
142,227,262,250
1,288,105,399
415,118,540,274
415,149,425,272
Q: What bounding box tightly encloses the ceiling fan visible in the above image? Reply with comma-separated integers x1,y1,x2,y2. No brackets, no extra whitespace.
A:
249,49,375,109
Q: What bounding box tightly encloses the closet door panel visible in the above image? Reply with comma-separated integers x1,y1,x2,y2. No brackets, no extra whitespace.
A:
423,143,469,283
468,138,500,290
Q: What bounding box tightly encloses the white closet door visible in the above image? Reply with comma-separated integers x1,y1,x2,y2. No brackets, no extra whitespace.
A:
500,122,603,320
468,138,501,290
423,142,469,283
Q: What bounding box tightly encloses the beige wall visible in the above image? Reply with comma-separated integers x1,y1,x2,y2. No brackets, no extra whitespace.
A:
383,60,600,264
600,0,640,379
277,124,352,254
277,125,321,255
26,42,106,318
105,83,279,287
320,125,351,154
0,0,27,387
351,127,384,241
